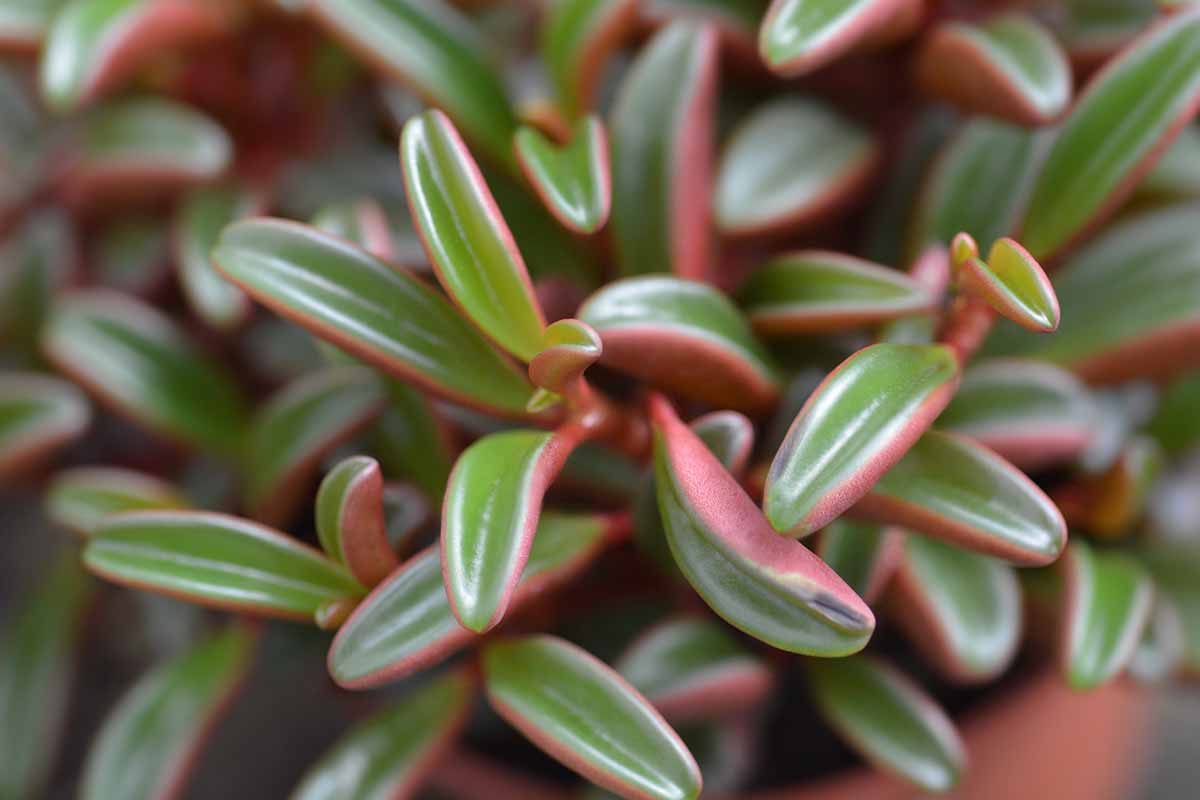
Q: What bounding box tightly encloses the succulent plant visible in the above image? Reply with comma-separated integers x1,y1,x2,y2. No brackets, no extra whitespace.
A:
3,0,1200,798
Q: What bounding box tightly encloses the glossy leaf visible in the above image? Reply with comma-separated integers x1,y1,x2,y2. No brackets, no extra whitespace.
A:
817,519,900,604
616,618,771,722
42,290,247,454
579,276,779,412
891,534,1021,683
541,0,638,119
917,14,1071,125
0,555,92,799
293,669,474,800
528,318,603,394
80,626,255,800
85,511,364,620
764,343,959,538
483,635,702,800
714,98,876,236
442,425,584,632
855,430,1067,565
515,115,611,234
1020,10,1200,260
212,219,536,416
403,109,546,361
957,237,1059,332
174,184,259,330
309,0,519,169
311,197,396,261
807,655,965,793
610,21,717,279
316,455,399,587
245,367,387,527
759,0,904,76
329,512,609,688
1062,539,1154,689
738,251,935,334
652,396,875,655
0,372,89,476
46,466,187,536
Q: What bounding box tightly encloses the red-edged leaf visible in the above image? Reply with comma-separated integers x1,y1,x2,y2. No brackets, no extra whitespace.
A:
515,115,611,234
528,318,603,395
0,372,90,477
957,237,1060,333
759,0,908,76
541,0,639,119
316,455,399,587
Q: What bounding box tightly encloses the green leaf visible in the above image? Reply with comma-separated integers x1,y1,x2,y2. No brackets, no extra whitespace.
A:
174,185,259,330
0,209,75,355
293,669,474,799
764,343,959,538
938,358,1095,468
1054,0,1155,61
85,510,364,620
1020,10,1200,260
738,251,935,334
46,466,188,536
80,626,255,800
1062,539,1154,689
891,534,1021,683
212,219,536,416
759,0,900,75
316,455,398,587
541,0,638,119
579,275,779,412
714,98,876,236
917,14,1071,125
1146,369,1200,453
515,115,611,234
1139,543,1200,673
310,197,395,260
483,635,702,800
42,291,247,454
1137,123,1200,198
528,317,603,395
958,237,1059,332
652,396,875,655
616,617,771,722
0,372,89,476
856,430,1067,565
0,0,67,45
309,0,519,169
371,380,454,502
807,655,965,793
402,109,546,361
442,425,583,632
245,366,386,527
0,555,92,799
643,0,767,56
817,519,900,604
610,21,717,279
329,512,609,688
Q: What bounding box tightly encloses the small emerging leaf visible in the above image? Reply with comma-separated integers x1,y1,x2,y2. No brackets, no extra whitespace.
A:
528,318,603,394
957,237,1059,332
515,115,611,234
316,455,399,587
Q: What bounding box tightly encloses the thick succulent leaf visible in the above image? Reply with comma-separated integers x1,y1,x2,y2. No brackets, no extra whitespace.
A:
958,237,1059,332
245,366,387,526
528,318,603,394
1020,10,1200,260
80,626,255,800
329,513,609,688
891,534,1021,683
515,115,611,234
739,251,935,334
917,14,1071,125
807,655,966,793
817,519,900,604
714,98,876,236
372,381,454,502
0,555,92,799
579,276,779,412
41,290,247,455
652,396,875,655
311,197,396,260
442,425,583,632
316,455,399,587
403,110,546,361
212,219,536,416
1138,544,1200,673
609,21,717,279
0,0,67,45
309,0,519,169
984,203,1200,383
1062,539,1154,689
292,669,474,800
541,0,638,119
764,343,959,538
0,209,76,354
40,0,231,112
0,372,89,476
759,0,905,76
85,511,364,620
46,466,187,536
174,185,259,330
616,618,771,722
908,118,1046,258
855,430,1067,565
938,358,1095,468
483,635,702,800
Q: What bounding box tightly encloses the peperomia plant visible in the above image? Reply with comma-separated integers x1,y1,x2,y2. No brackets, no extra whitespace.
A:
2,0,1200,798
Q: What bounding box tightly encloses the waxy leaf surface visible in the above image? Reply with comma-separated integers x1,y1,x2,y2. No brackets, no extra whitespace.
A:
316,455,398,587
541,0,637,118
515,115,611,234
759,0,905,75
958,237,1059,332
